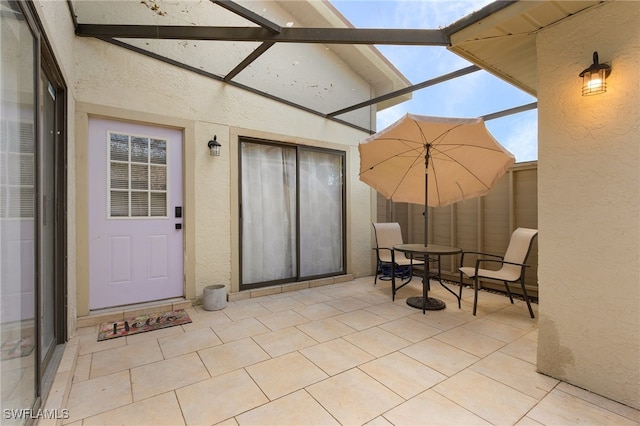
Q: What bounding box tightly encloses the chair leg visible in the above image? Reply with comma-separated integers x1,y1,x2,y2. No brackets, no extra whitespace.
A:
520,277,535,318
473,276,479,316
458,271,464,304
504,281,514,304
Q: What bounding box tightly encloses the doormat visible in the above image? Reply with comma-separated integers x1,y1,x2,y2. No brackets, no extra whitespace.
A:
97,309,191,341
1,337,35,360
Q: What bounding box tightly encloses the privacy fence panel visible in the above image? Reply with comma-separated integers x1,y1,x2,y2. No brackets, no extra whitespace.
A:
376,162,538,297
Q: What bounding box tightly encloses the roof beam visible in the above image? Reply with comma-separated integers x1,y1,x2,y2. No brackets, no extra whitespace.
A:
76,25,448,45
328,65,480,117
481,102,537,121
224,42,274,81
211,0,281,33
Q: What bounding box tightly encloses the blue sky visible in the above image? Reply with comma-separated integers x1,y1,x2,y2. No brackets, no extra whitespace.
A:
330,0,538,162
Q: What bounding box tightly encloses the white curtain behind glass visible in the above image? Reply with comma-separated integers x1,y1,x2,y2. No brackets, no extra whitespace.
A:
299,150,343,276
241,143,296,284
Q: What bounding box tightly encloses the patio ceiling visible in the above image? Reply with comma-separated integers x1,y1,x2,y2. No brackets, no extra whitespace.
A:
69,0,601,132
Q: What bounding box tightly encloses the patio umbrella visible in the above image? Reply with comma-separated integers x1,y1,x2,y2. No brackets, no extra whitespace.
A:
359,113,515,245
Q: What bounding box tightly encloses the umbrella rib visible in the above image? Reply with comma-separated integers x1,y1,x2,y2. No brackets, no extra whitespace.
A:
358,140,424,176
388,153,425,200
431,145,509,189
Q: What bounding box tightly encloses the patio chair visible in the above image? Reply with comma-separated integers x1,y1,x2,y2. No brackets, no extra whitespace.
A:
458,227,538,318
372,222,424,300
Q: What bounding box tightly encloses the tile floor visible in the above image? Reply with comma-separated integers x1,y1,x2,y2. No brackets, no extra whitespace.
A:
53,277,639,425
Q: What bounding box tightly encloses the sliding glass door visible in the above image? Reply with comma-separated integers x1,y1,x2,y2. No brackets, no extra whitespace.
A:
1,1,66,421
240,139,345,289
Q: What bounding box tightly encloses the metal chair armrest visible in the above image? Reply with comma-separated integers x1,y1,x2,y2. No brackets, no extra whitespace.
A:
460,251,503,267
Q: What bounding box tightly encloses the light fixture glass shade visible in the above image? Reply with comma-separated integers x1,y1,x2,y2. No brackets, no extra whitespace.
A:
208,136,221,156
579,52,611,96
582,68,607,95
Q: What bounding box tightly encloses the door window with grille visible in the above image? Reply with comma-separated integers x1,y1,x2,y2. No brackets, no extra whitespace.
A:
108,132,168,218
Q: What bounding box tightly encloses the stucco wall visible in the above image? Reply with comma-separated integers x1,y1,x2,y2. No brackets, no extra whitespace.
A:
69,26,376,313
536,1,640,409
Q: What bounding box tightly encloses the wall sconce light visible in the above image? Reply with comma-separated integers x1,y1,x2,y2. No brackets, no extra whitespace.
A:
579,51,611,96
207,136,221,157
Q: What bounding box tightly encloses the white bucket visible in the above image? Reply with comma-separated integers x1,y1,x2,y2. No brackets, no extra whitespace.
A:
203,284,227,311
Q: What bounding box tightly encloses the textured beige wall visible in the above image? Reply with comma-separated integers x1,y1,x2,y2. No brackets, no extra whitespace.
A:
65,21,375,311
536,1,640,409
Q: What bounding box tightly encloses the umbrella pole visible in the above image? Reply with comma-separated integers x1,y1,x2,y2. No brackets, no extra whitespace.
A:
424,145,430,247
424,170,428,246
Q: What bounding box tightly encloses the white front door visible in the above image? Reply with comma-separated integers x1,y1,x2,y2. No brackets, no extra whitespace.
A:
88,118,183,309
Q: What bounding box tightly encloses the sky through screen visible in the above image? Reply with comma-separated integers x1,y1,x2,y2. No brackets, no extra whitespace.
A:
330,0,538,162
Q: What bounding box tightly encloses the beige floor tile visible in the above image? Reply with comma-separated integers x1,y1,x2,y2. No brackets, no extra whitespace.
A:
384,389,491,426
325,296,371,312
215,418,240,426
359,352,447,399
72,354,91,383
235,389,339,426
334,309,387,331
364,301,415,320
294,302,344,320
258,296,305,313
515,416,545,425
222,302,271,321
462,317,531,343
434,326,505,357
318,284,363,299
528,388,639,425
64,370,132,423
351,290,390,306
433,369,538,425
470,351,558,399
364,415,394,426
158,326,222,358
131,352,210,401
290,290,335,305
176,369,268,425
124,323,184,345
483,306,539,331
89,340,163,378
198,338,270,377
401,339,479,377
554,382,640,422
180,309,231,332
299,338,374,376
307,368,404,425
82,391,185,426
343,327,411,357
256,309,309,331
408,309,471,332
78,332,125,356
212,317,270,343
499,335,539,364
378,316,441,343
296,317,356,342
246,352,328,400
58,276,635,426
251,327,318,357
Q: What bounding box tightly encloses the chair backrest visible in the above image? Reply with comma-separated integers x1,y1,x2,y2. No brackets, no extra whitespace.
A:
372,223,404,262
501,228,538,276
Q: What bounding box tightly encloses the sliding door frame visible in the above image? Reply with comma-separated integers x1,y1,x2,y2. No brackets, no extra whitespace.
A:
238,136,346,291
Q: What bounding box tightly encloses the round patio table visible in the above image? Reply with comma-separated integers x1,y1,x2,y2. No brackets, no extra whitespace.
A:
393,244,462,313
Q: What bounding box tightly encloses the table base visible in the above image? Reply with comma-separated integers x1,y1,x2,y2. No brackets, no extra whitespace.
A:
406,296,446,311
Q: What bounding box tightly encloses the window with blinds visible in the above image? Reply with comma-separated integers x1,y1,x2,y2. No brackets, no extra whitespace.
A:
0,120,35,219
108,132,168,218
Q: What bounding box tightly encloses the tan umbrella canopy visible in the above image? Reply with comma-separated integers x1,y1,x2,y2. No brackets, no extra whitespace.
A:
359,113,515,244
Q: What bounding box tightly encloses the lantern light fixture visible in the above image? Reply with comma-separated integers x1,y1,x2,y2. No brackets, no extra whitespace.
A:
579,51,611,96
207,135,221,156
